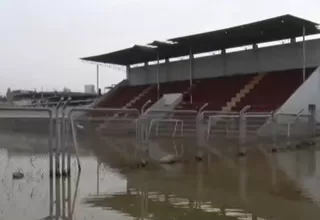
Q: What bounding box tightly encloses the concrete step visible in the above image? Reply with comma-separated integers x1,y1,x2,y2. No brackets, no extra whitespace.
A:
221,73,266,112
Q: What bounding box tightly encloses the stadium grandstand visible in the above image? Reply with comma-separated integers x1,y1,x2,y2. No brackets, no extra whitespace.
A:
82,14,320,118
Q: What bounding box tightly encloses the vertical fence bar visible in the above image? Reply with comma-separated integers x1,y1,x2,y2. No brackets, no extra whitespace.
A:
97,160,100,195
61,116,65,176
239,112,246,155
271,113,277,151
55,178,61,220
55,108,60,176
70,117,82,172
55,98,64,177
66,118,71,176
239,157,247,200
61,177,66,218
49,110,54,177
67,171,72,218
61,97,71,177
308,104,316,141
49,169,54,218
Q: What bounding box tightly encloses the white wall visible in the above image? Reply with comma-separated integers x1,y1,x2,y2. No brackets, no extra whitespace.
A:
278,67,320,120
129,39,320,85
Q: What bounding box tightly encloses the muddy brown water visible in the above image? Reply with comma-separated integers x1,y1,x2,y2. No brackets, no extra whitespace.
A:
1,131,320,220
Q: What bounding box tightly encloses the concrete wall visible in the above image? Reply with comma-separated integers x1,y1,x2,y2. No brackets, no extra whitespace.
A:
278,67,320,121
129,39,320,85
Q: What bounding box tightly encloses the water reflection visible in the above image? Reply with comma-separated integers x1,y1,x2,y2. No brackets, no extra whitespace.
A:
46,172,80,220
1,132,320,220
87,147,320,220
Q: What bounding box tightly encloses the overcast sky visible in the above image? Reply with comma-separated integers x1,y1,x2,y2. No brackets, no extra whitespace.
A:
0,0,319,95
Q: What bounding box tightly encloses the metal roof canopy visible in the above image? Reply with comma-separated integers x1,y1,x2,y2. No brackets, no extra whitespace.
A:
81,14,319,66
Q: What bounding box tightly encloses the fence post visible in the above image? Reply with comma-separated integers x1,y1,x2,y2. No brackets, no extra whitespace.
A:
271,113,277,151
49,110,54,177
195,112,205,160
308,104,316,141
66,119,72,176
239,157,247,200
55,98,64,177
55,113,61,177
61,98,71,177
239,112,246,156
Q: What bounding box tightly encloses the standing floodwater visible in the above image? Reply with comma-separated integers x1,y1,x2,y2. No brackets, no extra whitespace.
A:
1,131,320,220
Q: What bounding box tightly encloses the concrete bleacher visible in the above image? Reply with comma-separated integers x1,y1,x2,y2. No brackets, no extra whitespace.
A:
232,67,316,112
95,68,316,113
177,73,257,111
96,80,191,111
97,68,315,112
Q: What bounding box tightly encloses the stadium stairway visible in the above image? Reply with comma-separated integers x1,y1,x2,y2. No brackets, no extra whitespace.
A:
125,84,155,110
176,74,255,111
221,73,266,112
92,79,128,108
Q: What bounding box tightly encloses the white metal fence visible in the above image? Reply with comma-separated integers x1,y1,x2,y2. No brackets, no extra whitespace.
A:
0,104,317,169
140,109,198,139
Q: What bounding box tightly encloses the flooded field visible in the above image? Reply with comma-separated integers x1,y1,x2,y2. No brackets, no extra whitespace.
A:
1,131,320,220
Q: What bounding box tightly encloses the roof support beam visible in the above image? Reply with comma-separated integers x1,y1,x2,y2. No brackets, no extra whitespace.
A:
189,47,194,103
222,49,227,76
126,65,130,83
157,51,160,100
302,26,306,82
96,65,100,96
253,44,260,73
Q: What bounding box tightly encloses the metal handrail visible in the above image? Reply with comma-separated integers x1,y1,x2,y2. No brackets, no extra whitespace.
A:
200,110,240,119
147,118,184,137
240,105,251,114
141,100,152,114
245,114,273,118
198,103,208,114
145,109,197,114
297,108,304,116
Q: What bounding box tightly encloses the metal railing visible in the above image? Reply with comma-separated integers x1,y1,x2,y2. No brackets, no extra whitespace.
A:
0,106,54,173
63,105,317,164
141,109,198,139
274,110,311,145
141,100,152,114
199,111,240,141
68,107,147,165
0,97,82,177
1,102,317,171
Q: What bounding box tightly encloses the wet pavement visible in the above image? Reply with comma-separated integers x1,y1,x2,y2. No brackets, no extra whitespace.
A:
1,132,320,220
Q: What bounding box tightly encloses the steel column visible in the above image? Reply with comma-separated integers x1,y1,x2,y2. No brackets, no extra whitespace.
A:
96,64,100,95
302,26,306,82
157,51,160,100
